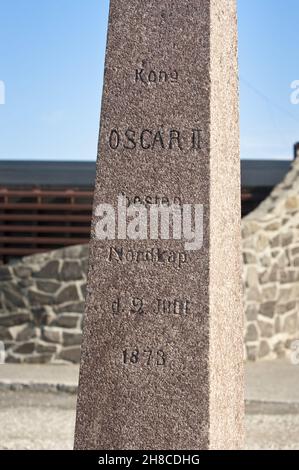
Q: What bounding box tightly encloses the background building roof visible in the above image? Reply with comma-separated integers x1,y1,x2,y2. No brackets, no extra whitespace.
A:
0,160,292,188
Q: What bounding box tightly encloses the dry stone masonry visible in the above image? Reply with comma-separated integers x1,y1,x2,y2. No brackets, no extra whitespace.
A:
243,156,299,361
0,245,88,364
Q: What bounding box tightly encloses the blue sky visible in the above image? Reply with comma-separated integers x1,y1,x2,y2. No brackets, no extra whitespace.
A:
0,0,298,161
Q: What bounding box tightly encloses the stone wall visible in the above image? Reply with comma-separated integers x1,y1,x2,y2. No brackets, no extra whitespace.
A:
243,157,299,360
0,245,88,363
1,157,299,363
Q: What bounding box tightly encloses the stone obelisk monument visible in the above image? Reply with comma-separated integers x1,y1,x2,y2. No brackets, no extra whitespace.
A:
75,0,244,450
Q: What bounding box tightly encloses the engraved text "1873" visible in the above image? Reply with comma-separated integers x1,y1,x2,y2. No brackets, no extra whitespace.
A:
123,348,166,366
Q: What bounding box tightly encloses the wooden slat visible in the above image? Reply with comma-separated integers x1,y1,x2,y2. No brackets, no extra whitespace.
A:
0,189,93,198
0,248,54,256
0,246,88,256
0,236,88,245
0,185,93,260
0,214,91,222
0,225,90,234
0,203,92,211
241,192,253,201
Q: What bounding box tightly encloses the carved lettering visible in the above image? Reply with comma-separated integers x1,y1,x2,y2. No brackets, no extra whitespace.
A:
123,348,166,366
108,128,202,151
124,129,136,149
112,297,192,318
120,193,182,209
135,67,178,84
108,246,188,268
109,129,120,149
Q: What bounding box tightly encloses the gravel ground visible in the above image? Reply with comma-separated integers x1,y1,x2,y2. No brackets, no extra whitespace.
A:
0,391,76,450
0,390,298,450
246,414,299,450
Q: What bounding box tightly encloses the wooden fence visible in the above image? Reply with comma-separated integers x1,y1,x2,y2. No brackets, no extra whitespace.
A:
0,188,93,262
0,185,267,262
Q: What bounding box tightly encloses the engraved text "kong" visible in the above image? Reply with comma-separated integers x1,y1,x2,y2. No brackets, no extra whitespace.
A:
135,68,178,84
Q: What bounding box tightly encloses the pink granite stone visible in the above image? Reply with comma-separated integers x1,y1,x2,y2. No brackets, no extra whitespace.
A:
75,0,244,450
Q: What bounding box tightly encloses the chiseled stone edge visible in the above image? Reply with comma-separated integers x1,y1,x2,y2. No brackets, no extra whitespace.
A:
209,0,244,450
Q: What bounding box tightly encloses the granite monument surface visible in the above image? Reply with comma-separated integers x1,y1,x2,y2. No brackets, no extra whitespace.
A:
75,0,244,450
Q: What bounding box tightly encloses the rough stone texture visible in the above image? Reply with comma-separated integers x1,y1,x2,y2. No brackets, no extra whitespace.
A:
242,154,299,361
0,244,88,364
74,0,243,450
1,156,299,364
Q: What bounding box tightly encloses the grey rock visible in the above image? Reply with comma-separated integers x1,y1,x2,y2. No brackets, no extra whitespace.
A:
36,281,60,294
2,284,27,309
80,283,87,299
0,266,12,281
281,270,299,284
42,327,62,344
260,301,276,318
0,327,13,341
14,341,36,355
33,261,60,279
261,285,277,301
56,286,80,305
259,265,279,284
247,287,262,302
270,235,280,248
53,244,88,260
273,341,285,358
59,346,81,363
23,354,53,364
265,221,280,231
63,330,82,346
258,320,274,338
275,304,286,316
271,249,280,258
18,279,33,288
269,265,279,282
246,344,258,361
81,258,89,274
258,341,270,359
274,316,281,333
31,307,55,327
54,302,85,314
13,265,32,279
246,305,258,321
281,233,293,247
16,324,39,342
31,307,50,326
291,247,299,256
260,255,271,268
52,313,80,329
283,313,298,335
36,341,58,354
245,324,258,342
60,261,83,281
5,353,23,364
0,311,31,327
28,290,55,306
258,270,269,285
278,287,293,303
80,245,89,258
